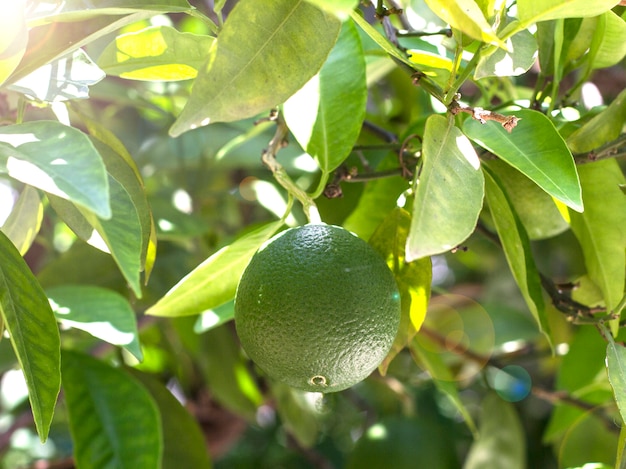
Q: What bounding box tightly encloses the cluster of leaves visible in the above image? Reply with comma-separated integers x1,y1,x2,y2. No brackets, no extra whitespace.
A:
1,0,626,467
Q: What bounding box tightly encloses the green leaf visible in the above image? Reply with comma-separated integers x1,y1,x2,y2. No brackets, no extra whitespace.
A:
304,0,358,20
283,19,366,174
535,21,559,76
6,13,169,85
0,185,43,255
129,370,212,469
544,388,612,444
272,382,322,448
411,334,477,435
463,109,583,212
8,48,105,102
94,139,151,287
0,230,61,442
406,115,484,261
50,196,143,299
425,0,504,46
483,165,551,341
558,404,618,468
569,160,626,314
146,221,283,317
61,350,162,469
37,241,127,294
27,0,193,25
475,28,537,78
517,0,620,25
342,154,409,241
567,88,626,153
406,50,452,88
80,194,143,298
370,208,432,375
197,325,263,421
543,326,609,442
560,17,598,65
0,121,111,219
49,140,147,298
47,194,94,241
560,326,608,392
349,10,414,69
607,339,626,426
169,0,341,136
486,159,568,240
81,113,157,281
98,26,215,81
618,425,626,469
194,300,234,334
589,11,626,69
47,285,143,361
464,393,526,469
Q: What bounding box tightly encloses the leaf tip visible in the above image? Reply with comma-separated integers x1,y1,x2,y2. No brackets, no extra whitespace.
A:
169,115,211,138
95,204,112,220
567,199,585,213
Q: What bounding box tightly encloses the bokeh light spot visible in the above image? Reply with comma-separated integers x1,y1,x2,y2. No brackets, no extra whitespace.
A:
493,365,531,402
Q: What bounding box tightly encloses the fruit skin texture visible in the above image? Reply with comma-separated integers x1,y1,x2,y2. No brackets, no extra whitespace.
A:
234,224,401,393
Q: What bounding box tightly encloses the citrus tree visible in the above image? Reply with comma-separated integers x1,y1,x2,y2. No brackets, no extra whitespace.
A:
1,0,626,467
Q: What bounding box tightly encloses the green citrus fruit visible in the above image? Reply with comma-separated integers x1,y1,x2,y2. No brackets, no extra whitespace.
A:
234,224,401,393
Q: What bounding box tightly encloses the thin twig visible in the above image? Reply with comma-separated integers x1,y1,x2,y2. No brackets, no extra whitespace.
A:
259,111,320,222
449,100,521,132
397,28,452,38
342,167,407,183
398,133,422,179
419,325,619,432
475,222,607,321
573,134,626,165
386,0,411,30
362,120,398,143
323,166,409,198
538,273,609,322
373,0,403,19
352,144,403,151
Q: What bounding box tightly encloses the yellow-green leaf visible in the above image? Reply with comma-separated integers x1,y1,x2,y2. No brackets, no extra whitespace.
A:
146,221,283,317
569,160,626,315
284,19,366,174
425,0,504,46
406,115,484,261
0,231,60,442
170,0,341,135
370,208,432,375
567,88,626,153
98,26,215,81
517,0,619,25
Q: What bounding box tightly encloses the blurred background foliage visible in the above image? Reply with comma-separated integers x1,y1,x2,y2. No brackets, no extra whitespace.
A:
1,0,626,468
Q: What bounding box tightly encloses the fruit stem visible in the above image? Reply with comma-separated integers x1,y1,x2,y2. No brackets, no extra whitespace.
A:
261,110,320,223
308,171,328,200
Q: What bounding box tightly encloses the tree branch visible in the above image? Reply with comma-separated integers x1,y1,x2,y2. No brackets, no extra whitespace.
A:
573,134,626,165
475,222,608,321
396,28,452,38
323,166,409,198
449,100,521,132
259,110,320,222
362,120,398,143
419,325,618,432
